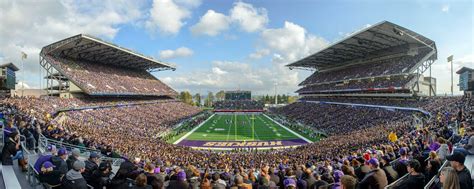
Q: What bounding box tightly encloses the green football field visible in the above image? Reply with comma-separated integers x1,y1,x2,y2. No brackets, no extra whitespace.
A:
184,114,302,141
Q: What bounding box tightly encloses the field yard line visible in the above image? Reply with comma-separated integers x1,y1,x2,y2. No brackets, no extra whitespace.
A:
173,114,216,145
244,115,260,141
226,115,232,141
262,114,312,143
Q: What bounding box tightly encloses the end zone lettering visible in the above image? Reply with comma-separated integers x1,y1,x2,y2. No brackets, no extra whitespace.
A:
203,141,283,147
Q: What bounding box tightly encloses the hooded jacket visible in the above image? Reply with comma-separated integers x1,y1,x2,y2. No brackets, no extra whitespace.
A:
62,169,87,189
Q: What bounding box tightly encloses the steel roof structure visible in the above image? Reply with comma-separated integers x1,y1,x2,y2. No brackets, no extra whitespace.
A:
287,21,437,70
40,34,175,71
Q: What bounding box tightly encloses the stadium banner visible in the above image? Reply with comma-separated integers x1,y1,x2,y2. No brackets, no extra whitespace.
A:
177,139,308,148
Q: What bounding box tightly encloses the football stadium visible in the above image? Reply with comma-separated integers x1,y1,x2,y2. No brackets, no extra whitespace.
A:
0,1,473,189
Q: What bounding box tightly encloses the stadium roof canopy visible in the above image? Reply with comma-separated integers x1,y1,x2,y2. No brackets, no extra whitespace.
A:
0,62,19,71
40,34,175,71
456,67,474,74
287,21,437,70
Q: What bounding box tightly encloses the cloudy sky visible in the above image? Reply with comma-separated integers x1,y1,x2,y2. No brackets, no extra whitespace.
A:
0,0,472,95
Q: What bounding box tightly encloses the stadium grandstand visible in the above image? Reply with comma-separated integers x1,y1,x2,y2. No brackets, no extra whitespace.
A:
289,21,437,98
0,22,473,189
39,34,177,98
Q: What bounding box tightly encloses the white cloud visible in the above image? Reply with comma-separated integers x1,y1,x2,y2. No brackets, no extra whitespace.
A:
16,81,31,89
190,10,230,36
212,67,227,75
145,0,201,35
442,5,450,12
230,1,268,32
159,47,194,59
260,21,329,62
249,49,270,59
190,2,268,36
0,0,145,89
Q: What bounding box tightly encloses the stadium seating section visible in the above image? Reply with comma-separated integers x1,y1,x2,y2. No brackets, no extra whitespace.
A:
45,55,177,97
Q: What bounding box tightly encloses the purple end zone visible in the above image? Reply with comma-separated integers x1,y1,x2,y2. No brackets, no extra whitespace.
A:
177,139,309,148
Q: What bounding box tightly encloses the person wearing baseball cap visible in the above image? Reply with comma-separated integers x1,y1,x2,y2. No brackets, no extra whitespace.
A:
33,144,57,173
359,158,388,189
446,152,473,189
380,155,398,184
38,161,62,188
51,148,68,175
62,160,87,189
83,152,100,183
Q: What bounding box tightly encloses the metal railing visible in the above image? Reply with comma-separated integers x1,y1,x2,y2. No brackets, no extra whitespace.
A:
423,160,449,189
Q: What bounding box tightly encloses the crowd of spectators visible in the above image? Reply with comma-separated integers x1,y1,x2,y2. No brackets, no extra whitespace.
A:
214,100,264,111
45,55,177,96
299,49,430,86
297,75,415,94
270,102,411,135
1,95,472,189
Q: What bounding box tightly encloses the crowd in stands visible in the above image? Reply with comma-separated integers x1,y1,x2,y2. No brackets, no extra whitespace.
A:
271,101,412,135
214,100,264,111
299,49,430,86
1,95,472,189
45,55,177,96
297,75,415,94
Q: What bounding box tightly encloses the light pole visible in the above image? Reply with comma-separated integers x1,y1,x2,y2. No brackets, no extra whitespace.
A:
21,51,27,97
448,55,454,96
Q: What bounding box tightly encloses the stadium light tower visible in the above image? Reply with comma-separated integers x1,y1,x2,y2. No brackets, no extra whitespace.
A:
274,82,278,104
21,51,27,97
448,55,454,96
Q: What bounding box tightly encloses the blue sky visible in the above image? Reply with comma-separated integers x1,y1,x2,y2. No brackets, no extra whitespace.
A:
0,0,472,95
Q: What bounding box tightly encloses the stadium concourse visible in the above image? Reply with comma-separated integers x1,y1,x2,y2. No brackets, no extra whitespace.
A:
0,20,472,189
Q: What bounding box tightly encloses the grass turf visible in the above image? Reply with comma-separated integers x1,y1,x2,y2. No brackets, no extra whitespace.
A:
184,114,301,141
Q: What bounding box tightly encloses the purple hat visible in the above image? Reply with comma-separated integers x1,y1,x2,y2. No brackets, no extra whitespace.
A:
399,148,407,156
58,148,67,156
368,158,379,167
154,167,161,174
43,161,55,169
47,145,57,152
333,170,344,182
381,155,391,163
177,171,186,181
284,178,296,187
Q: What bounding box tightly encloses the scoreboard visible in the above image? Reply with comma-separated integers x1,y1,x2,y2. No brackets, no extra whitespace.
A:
225,91,251,100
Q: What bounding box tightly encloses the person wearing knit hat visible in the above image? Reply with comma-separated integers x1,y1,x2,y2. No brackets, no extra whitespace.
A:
66,148,81,171
167,170,190,189
359,158,388,189
62,160,87,189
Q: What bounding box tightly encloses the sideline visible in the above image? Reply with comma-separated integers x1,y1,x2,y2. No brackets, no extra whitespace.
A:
262,114,312,143
173,114,216,145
